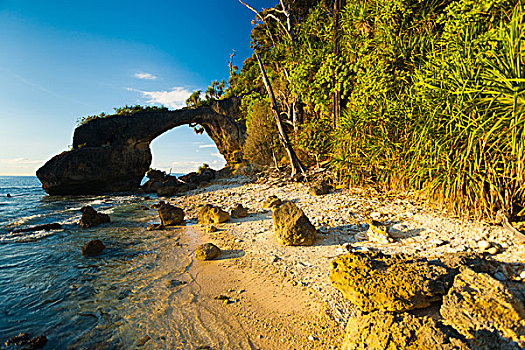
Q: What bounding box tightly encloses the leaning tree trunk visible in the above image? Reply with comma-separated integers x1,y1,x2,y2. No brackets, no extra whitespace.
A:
255,53,306,177
332,0,345,129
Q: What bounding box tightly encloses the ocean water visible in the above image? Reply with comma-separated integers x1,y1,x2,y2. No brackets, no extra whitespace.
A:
0,176,161,348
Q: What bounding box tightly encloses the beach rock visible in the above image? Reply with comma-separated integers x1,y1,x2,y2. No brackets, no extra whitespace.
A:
158,202,184,226
79,206,110,228
13,223,62,233
195,243,221,261
308,181,331,196
6,193,11,198
366,220,394,243
342,310,469,350
146,224,164,231
329,251,456,312
198,204,230,224
206,225,218,233
81,239,105,256
441,267,525,347
272,201,317,246
262,195,282,209
4,333,47,349
36,97,246,195
231,204,248,218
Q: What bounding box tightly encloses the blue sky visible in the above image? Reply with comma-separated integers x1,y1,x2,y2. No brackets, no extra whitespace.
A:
0,0,274,175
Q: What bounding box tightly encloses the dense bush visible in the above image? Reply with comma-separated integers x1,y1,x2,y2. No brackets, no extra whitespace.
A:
228,0,524,217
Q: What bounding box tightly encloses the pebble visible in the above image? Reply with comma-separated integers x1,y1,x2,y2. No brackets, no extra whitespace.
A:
487,246,500,255
477,240,491,250
370,211,381,219
520,270,525,280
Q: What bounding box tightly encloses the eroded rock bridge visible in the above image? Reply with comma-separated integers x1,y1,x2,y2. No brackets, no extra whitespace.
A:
37,98,246,195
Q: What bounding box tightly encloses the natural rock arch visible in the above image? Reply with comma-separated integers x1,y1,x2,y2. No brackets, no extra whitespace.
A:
36,98,246,195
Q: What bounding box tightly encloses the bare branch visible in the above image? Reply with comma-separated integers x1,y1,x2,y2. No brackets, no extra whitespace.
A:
238,0,265,22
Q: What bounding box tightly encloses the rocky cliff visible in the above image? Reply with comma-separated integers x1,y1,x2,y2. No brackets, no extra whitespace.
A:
36,98,246,195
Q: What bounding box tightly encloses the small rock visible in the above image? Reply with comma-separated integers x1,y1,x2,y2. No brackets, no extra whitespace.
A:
81,239,105,256
262,195,282,209
308,181,331,196
12,223,62,233
167,279,186,288
366,221,394,244
206,225,218,233
4,333,47,349
158,202,185,226
146,224,164,231
198,204,229,224
195,243,221,261
79,206,110,228
487,246,500,255
231,203,248,218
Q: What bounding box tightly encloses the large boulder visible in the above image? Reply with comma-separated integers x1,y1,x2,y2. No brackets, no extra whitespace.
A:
342,310,469,350
195,243,221,261
272,201,317,246
81,239,105,256
157,202,185,226
329,251,456,312
441,267,525,347
197,204,230,224
79,206,110,228
308,181,331,196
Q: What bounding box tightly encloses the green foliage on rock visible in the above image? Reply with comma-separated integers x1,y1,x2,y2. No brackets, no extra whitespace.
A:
76,105,168,126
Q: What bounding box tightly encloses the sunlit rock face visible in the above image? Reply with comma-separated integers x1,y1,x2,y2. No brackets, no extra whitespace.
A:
37,98,246,195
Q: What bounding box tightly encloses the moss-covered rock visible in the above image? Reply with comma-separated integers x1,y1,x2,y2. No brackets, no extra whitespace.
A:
272,201,317,246
329,251,455,312
195,243,221,261
441,267,525,347
158,202,184,226
342,310,470,350
197,204,230,224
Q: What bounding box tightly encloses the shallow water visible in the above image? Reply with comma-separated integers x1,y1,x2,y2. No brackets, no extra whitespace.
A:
0,177,163,348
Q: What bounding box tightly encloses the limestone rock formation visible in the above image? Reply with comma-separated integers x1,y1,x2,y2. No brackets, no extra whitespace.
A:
81,239,105,256
272,201,317,246
441,267,525,347
79,206,110,228
157,202,185,226
4,333,48,350
342,310,470,350
195,243,221,261
231,203,248,218
198,204,230,224
329,251,456,312
37,98,246,195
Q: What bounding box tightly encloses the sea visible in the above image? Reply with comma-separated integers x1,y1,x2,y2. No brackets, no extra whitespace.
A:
0,176,250,349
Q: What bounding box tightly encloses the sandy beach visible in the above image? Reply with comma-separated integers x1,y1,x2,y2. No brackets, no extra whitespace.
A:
138,170,525,349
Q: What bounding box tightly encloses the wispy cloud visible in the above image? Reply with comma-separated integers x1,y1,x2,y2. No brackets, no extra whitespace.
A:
199,144,216,149
134,72,158,80
2,158,44,165
0,158,45,176
128,86,192,109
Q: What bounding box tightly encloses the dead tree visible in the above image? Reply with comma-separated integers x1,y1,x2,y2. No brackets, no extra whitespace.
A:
255,53,306,177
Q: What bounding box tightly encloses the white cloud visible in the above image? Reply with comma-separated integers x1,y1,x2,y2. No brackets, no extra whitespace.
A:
198,144,216,149
137,87,192,109
134,72,158,80
0,158,45,176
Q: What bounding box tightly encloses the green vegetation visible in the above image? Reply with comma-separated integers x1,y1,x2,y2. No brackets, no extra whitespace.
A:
229,0,524,217
76,105,168,126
